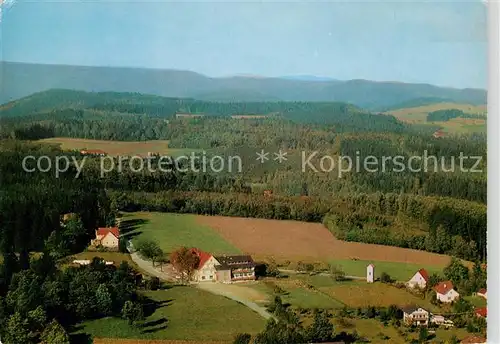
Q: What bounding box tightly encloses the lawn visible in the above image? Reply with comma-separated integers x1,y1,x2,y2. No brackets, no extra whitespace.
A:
464,295,487,308
124,212,241,255
318,281,439,310
328,259,444,281
249,279,344,309
76,286,266,341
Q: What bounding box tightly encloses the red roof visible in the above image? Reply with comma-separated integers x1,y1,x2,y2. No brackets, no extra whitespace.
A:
478,288,487,294
475,307,487,318
461,336,487,344
190,248,212,269
417,268,430,282
96,227,120,238
434,280,454,295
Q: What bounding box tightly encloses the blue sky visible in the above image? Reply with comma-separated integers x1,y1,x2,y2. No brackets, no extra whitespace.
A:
1,0,487,88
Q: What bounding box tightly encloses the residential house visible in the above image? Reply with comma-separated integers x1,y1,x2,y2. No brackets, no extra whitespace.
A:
406,268,430,289
477,288,487,300
91,227,120,249
434,281,460,303
190,249,256,283
402,306,429,326
460,336,487,344
475,307,487,319
430,314,454,327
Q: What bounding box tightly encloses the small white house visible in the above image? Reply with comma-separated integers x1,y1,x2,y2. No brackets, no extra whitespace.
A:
402,306,429,326
407,268,429,289
366,264,375,283
434,281,460,303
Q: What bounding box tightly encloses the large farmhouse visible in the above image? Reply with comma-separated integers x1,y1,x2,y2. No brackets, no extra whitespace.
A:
407,268,430,289
191,248,256,283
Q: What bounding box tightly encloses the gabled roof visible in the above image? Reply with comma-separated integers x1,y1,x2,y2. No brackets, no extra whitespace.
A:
475,307,487,318
416,268,430,282
367,264,375,268
96,227,120,238
478,288,487,294
190,248,213,269
434,280,455,295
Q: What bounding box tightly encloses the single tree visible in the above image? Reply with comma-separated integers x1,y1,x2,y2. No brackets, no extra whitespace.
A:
40,319,70,344
95,284,113,316
306,309,333,343
136,240,163,267
169,247,200,284
121,301,144,326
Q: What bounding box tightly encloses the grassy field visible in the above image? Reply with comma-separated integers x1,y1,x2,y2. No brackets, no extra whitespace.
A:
39,138,196,157
124,212,241,255
386,103,487,123
318,280,438,310
76,286,265,341
464,295,487,308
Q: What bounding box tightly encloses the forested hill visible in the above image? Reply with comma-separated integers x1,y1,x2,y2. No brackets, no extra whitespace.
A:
1,61,487,110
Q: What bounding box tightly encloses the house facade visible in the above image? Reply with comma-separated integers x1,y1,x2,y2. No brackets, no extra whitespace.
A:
190,249,256,283
407,268,429,289
402,306,429,326
434,281,460,303
91,227,120,249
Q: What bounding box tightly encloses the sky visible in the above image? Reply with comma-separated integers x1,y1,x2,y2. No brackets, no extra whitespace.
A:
0,0,488,89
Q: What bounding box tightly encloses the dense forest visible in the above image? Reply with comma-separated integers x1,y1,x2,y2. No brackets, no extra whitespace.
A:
426,109,485,122
0,90,488,264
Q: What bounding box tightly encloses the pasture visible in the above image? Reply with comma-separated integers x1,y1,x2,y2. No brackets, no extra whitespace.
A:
39,138,195,157
318,280,438,310
123,212,241,255
76,286,265,341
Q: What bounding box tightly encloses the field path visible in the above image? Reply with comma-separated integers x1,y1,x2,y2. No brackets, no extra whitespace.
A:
127,241,273,320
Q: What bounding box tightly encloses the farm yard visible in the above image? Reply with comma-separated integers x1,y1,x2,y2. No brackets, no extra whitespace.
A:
38,138,196,157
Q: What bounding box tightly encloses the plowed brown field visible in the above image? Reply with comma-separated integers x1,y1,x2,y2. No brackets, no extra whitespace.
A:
196,215,451,266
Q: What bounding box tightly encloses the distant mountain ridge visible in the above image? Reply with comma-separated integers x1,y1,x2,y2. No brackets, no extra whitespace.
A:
0,61,487,110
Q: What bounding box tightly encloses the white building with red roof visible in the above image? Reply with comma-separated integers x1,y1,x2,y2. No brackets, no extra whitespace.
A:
190,248,256,283
91,227,120,249
434,280,460,303
407,268,430,289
